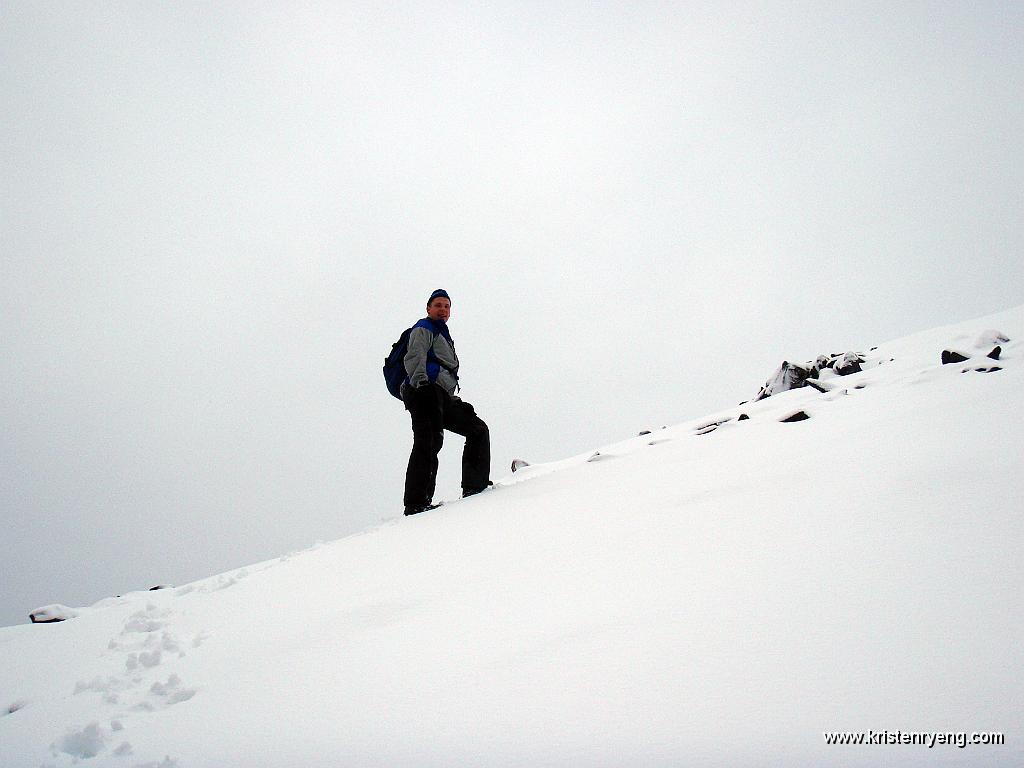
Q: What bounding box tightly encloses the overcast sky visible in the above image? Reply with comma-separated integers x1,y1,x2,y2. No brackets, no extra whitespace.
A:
2,1,1022,628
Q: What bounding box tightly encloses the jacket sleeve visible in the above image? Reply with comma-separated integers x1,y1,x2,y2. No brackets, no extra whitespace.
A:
404,327,433,387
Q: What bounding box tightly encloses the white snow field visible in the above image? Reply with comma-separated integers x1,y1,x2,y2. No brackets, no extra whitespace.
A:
1,306,1021,767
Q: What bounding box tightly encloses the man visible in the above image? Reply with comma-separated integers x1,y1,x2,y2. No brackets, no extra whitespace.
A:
401,289,491,516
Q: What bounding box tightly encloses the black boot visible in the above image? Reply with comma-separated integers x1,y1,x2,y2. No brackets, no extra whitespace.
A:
404,502,441,516
462,481,494,499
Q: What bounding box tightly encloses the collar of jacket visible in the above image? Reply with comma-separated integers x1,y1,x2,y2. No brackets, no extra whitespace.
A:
418,317,454,343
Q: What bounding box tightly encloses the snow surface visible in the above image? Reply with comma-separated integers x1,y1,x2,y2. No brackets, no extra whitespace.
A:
1,306,1022,767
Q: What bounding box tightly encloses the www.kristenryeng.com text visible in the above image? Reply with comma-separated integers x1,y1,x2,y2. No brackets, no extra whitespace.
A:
824,730,1005,749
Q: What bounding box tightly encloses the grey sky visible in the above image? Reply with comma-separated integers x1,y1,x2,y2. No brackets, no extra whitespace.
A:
2,1,1022,627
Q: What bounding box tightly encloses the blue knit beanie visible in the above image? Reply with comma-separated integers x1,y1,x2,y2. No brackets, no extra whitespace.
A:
428,288,450,305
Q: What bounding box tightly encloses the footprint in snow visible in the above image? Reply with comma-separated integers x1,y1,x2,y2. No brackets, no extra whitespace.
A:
51,721,131,763
148,674,197,706
210,568,249,592
120,663,197,712
73,676,131,704
121,603,167,634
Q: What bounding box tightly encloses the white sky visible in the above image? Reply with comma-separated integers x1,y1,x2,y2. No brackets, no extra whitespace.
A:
2,0,1022,627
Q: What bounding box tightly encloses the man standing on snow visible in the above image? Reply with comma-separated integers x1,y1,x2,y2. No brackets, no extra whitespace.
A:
401,289,491,516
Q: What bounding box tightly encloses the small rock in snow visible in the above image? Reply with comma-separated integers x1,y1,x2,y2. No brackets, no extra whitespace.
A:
695,417,733,433
780,410,811,423
5,699,28,715
942,349,971,365
30,604,78,623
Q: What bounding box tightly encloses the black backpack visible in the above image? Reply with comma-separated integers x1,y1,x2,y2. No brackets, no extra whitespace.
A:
383,327,415,400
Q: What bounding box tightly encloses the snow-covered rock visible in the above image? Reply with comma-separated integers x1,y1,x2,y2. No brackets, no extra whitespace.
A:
754,351,867,401
28,605,79,624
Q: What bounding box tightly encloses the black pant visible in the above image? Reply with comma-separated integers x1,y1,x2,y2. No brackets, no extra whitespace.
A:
403,384,490,508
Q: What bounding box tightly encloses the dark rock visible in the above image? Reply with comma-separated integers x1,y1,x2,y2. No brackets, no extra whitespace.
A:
942,350,970,365
780,410,810,423
148,585,171,591
755,361,815,401
696,417,733,432
638,430,651,436
754,351,866,400
987,346,1001,360
510,458,531,472
974,366,1002,373
738,413,749,421
833,352,864,376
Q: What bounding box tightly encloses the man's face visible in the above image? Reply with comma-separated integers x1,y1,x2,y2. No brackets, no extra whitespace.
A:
427,297,451,322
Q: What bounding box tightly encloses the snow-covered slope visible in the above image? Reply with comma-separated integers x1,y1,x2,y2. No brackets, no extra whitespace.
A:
2,307,1022,767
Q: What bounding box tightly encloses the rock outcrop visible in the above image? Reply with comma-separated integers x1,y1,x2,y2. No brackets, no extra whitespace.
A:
754,351,866,401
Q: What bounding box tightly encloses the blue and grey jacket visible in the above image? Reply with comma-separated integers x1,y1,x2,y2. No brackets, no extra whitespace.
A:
402,317,460,397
